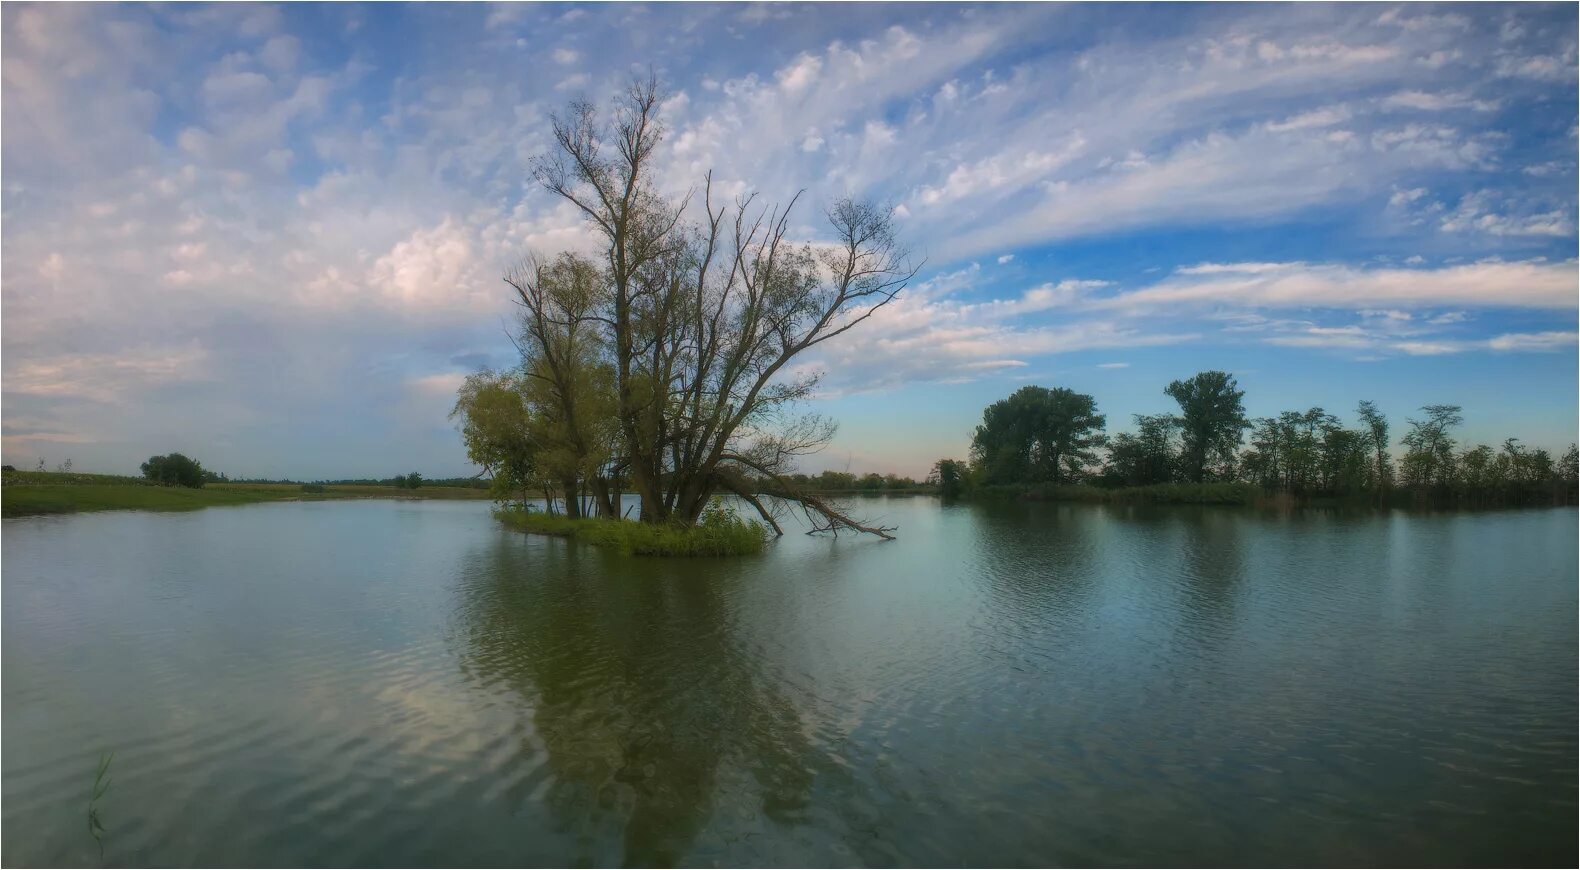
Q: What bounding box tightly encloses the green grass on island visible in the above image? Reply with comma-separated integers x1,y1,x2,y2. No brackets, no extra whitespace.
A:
494,505,767,556
1,470,493,518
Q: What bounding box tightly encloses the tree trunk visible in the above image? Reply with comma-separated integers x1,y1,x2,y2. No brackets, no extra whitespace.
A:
561,478,582,519
590,476,617,518
630,460,664,523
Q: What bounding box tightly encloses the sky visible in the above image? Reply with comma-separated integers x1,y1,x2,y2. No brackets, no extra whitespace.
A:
2,2,1576,481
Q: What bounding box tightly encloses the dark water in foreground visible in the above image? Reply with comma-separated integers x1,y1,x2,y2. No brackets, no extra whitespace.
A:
3,498,1575,866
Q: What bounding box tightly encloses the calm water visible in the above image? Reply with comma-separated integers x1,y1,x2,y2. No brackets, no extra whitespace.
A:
3,498,1575,866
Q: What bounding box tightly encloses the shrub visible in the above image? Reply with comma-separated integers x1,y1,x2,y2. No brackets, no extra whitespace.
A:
140,453,206,488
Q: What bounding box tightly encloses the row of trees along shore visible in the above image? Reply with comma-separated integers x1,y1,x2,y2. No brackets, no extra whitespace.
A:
934,372,1579,507
451,78,915,540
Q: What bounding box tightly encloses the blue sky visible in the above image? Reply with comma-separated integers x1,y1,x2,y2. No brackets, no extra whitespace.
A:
3,2,1576,480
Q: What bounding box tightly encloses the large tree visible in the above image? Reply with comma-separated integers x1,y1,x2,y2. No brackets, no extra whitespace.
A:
465,77,916,537
1399,404,1462,490
930,459,970,499
1355,400,1393,491
506,253,620,519
971,386,1107,485
1165,370,1249,482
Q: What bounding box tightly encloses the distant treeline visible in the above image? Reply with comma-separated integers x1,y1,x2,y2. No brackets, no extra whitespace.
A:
777,471,931,492
932,371,1578,508
228,474,488,490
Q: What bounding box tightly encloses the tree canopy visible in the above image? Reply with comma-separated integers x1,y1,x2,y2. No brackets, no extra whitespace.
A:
938,374,1576,508
141,453,206,488
971,386,1107,485
1165,370,1250,482
1103,414,1179,487
451,76,916,537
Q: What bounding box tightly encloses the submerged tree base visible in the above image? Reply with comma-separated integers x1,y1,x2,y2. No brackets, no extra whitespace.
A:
494,507,767,556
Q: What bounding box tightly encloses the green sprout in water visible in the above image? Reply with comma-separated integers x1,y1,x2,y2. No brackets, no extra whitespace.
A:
87,752,112,859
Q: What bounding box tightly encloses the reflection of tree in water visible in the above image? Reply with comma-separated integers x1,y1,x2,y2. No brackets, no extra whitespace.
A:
453,539,817,866
1173,507,1248,633
972,501,1101,598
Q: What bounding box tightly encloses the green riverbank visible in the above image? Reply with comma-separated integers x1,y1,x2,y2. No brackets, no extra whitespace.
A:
1,471,493,518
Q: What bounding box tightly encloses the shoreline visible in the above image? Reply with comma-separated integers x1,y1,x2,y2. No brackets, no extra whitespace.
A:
1,472,492,518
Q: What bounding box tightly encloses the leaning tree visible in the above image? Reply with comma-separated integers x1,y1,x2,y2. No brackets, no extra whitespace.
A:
484,76,917,538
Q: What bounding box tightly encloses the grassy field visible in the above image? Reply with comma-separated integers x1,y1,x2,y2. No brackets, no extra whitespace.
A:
494,506,767,556
1,471,493,518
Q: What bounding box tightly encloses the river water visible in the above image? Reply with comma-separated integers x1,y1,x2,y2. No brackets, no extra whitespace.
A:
3,497,1574,866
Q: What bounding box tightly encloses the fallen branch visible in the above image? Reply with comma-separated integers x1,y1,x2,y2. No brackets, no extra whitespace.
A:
721,453,896,540
715,474,786,536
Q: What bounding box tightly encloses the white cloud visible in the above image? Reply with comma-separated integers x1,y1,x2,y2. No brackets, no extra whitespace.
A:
1264,105,1352,131
966,279,1112,317
259,35,301,72
364,218,494,311
1381,90,1499,112
1389,187,1430,207
1487,330,1579,351
1438,191,1575,237
1393,340,1461,355
1103,260,1577,311
1497,54,1576,81
409,372,468,395
555,73,590,92
6,343,211,403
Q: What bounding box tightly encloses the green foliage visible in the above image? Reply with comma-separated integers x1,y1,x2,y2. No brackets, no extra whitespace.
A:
1560,444,1579,488
495,500,766,556
1102,413,1179,486
301,483,326,494
1240,408,1365,495
1441,437,1570,505
452,370,542,502
930,459,970,499
140,453,206,488
4,469,157,487
1400,404,1464,490
961,380,1570,508
1165,371,1249,482
972,385,1107,485
1356,400,1394,489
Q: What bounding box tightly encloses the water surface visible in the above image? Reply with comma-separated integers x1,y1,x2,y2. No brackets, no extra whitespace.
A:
4,498,1575,865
